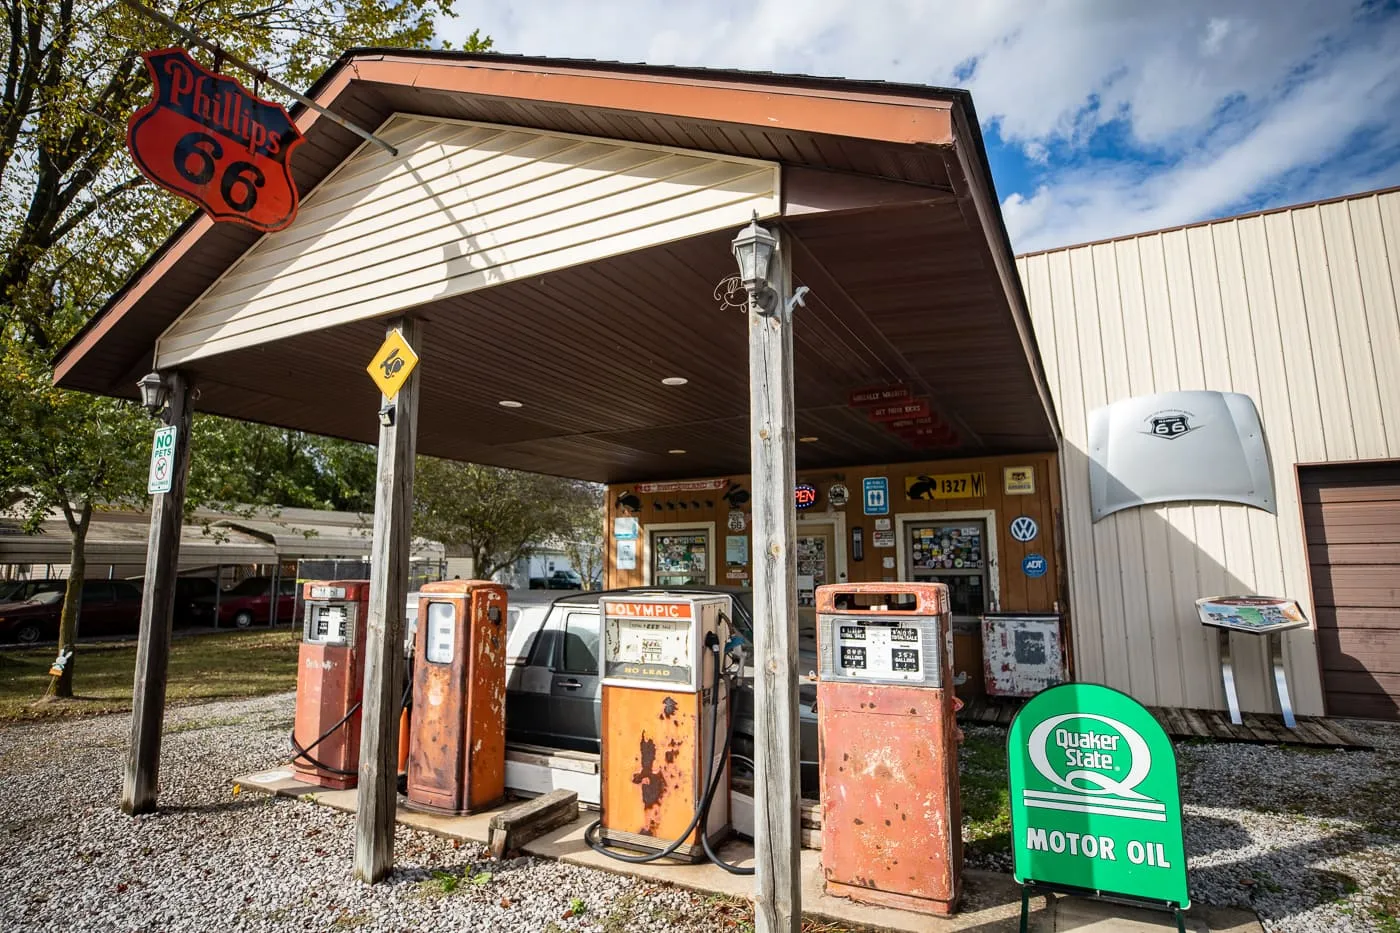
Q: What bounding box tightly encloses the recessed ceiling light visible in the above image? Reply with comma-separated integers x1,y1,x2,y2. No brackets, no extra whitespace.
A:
668,448,687,455
799,436,819,443
661,376,689,386
498,400,523,408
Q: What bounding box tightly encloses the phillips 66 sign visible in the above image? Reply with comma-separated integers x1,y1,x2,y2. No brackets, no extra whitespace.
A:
127,48,305,232
1007,683,1189,909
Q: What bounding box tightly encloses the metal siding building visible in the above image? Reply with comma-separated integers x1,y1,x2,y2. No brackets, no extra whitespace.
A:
1018,187,1400,717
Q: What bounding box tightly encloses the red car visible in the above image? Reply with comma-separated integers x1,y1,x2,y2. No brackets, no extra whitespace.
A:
207,576,298,628
0,580,144,644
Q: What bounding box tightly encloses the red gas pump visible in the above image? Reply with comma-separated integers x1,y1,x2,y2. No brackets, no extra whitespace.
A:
291,580,370,789
816,582,962,915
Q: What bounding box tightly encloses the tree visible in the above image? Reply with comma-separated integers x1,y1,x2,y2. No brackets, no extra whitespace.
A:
0,0,488,698
412,460,603,582
563,484,605,588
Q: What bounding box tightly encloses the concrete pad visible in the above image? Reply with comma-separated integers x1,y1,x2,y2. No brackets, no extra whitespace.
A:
235,771,1260,933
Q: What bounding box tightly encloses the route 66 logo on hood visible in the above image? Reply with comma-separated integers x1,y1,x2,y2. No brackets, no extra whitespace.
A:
127,48,305,232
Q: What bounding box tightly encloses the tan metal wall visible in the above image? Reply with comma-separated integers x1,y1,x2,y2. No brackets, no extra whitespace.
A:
1017,188,1400,716
156,115,779,366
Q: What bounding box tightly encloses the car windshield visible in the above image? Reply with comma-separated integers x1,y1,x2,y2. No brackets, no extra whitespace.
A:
30,589,65,605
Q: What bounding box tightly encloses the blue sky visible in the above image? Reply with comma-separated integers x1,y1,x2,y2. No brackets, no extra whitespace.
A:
445,1,1400,253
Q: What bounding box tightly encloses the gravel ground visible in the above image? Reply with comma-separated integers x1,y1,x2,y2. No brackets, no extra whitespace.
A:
0,693,754,933
3,695,1398,932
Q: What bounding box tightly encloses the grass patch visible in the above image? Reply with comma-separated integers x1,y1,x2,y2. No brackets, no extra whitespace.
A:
960,729,1012,858
0,629,299,724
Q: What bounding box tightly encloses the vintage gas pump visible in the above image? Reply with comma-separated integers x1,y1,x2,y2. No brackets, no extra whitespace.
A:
291,580,371,789
587,593,739,864
816,582,962,915
406,580,507,815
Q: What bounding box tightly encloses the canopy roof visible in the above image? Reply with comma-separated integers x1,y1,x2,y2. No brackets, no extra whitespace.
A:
55,51,1058,483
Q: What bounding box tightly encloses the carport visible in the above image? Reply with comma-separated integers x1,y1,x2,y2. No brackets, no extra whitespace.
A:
54,50,1058,931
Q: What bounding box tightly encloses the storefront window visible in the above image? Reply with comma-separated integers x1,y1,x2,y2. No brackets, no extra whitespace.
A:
652,532,709,586
907,521,987,618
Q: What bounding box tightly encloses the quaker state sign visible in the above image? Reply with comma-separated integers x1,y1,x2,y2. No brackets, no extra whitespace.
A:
1008,683,1189,908
127,48,304,232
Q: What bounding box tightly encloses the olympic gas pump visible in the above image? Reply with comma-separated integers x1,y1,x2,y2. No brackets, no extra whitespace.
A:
291,580,371,789
406,580,507,815
588,594,740,865
816,582,962,915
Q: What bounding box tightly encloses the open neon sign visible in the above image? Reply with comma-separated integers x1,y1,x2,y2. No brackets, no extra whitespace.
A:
795,483,818,510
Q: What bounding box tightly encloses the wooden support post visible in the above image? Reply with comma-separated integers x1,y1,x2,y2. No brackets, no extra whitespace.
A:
748,230,801,932
121,371,194,815
354,317,422,884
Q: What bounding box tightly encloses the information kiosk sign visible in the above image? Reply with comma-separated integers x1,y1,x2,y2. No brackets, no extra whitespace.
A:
1008,683,1189,923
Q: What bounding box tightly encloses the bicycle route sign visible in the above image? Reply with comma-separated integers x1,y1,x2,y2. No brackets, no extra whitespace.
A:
1007,682,1189,909
147,425,178,495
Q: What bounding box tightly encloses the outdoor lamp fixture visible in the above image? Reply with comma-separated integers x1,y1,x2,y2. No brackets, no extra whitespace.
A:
731,215,779,315
137,371,170,419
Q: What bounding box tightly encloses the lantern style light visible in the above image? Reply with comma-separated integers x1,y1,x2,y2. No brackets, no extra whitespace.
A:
731,215,779,313
137,371,169,416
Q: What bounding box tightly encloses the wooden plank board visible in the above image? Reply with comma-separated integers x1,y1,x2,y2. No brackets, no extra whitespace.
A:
1241,711,1284,743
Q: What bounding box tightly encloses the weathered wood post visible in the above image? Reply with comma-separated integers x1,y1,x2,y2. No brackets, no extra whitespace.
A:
743,225,802,932
354,317,422,883
121,371,194,815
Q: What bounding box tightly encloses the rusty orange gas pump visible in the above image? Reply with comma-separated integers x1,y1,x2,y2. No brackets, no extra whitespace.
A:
405,580,507,815
816,582,962,915
291,580,371,789
585,593,744,869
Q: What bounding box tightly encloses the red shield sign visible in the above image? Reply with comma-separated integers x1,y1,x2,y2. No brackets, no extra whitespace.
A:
127,48,304,232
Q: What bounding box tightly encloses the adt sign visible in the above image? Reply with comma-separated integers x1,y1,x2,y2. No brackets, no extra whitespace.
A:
1008,683,1189,911
1022,553,1048,578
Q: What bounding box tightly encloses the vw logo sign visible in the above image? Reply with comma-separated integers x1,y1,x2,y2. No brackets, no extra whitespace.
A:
1023,553,1048,578
1010,515,1038,543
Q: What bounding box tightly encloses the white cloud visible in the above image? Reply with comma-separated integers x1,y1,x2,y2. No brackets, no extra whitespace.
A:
446,1,1400,251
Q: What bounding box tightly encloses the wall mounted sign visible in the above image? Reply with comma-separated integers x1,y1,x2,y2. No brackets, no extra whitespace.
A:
905,472,986,500
882,556,896,569
1010,516,1039,543
636,479,729,494
727,510,747,532
848,385,911,406
1194,596,1309,634
147,425,177,495
983,613,1065,697
795,483,818,510
1022,554,1048,578
874,518,891,532
616,539,637,571
1088,391,1273,521
862,477,889,515
1004,466,1036,495
366,328,420,399
725,535,749,565
613,517,639,540
828,483,850,507
127,48,305,232
872,529,895,549
869,399,931,422
1009,683,1189,912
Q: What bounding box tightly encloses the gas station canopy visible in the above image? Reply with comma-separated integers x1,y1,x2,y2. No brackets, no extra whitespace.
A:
55,51,1058,482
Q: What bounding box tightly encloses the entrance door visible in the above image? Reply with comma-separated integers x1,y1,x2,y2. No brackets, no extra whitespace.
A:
905,519,989,622
1301,462,1400,720
650,529,711,586
795,527,835,607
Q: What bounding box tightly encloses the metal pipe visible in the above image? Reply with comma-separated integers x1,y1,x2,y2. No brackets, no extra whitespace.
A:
116,0,398,156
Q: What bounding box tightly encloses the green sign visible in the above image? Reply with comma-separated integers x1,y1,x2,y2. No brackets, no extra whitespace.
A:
147,425,177,495
1008,683,1189,909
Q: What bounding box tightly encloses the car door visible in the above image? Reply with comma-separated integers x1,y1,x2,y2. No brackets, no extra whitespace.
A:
78,581,116,636
509,607,565,747
109,581,145,634
550,608,601,752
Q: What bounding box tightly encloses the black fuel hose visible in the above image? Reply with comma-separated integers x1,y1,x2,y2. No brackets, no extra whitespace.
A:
289,699,362,777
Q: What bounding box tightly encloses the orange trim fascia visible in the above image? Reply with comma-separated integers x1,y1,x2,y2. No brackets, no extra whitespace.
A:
358,56,954,147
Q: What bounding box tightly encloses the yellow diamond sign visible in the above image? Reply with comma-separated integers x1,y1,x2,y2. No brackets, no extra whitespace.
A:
367,329,420,399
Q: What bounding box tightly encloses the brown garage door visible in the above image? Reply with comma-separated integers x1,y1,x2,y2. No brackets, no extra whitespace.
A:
1301,462,1400,720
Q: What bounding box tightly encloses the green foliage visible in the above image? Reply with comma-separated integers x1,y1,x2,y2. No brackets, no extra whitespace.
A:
0,0,483,699
413,459,603,581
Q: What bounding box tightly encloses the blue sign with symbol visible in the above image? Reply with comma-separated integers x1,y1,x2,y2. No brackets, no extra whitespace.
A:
862,477,889,515
1022,553,1048,578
